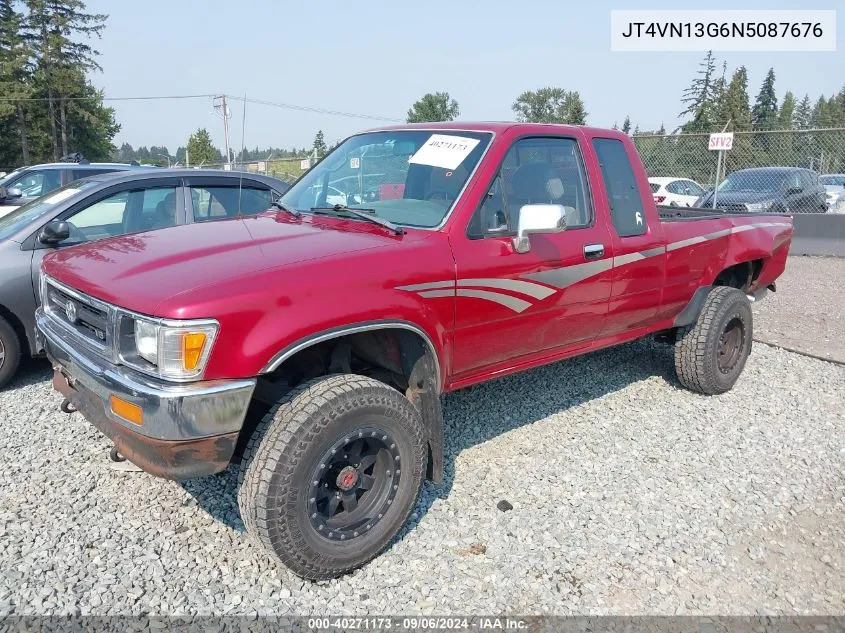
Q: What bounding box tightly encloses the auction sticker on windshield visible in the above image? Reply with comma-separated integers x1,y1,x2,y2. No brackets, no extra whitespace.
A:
410,134,480,170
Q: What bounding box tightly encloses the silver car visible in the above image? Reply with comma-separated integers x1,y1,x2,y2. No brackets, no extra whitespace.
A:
0,169,289,388
820,174,845,213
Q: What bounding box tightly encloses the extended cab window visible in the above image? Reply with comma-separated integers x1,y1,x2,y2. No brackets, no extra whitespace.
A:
592,138,646,237
469,137,592,238
190,185,272,222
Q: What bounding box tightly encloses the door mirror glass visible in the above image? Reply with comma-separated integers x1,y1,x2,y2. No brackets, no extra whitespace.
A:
6,187,22,199
38,220,71,245
787,186,802,195
513,204,567,254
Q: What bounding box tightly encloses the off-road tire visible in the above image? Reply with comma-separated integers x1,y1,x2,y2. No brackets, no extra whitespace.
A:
238,374,427,580
0,316,21,390
674,286,753,395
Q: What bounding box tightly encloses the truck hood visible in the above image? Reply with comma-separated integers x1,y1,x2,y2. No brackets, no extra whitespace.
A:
42,212,409,315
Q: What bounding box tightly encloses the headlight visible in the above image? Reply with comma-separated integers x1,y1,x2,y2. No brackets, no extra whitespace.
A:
745,201,774,211
121,316,219,380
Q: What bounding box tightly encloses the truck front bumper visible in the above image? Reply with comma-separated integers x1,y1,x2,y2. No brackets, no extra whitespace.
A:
36,309,256,480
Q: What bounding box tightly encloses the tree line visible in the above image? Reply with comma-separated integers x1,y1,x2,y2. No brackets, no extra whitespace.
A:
0,0,119,167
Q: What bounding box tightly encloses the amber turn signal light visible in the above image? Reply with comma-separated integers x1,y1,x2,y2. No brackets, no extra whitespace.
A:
110,395,143,426
181,332,208,371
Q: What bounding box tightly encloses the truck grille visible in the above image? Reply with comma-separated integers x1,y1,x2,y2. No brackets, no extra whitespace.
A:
43,276,116,355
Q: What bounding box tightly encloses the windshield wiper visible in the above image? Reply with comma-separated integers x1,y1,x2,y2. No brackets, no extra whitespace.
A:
311,204,404,235
270,200,301,217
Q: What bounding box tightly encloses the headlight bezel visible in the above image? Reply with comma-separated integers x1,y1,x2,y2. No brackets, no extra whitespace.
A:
117,312,219,382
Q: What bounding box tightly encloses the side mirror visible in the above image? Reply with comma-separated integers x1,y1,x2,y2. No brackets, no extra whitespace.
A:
787,186,803,195
38,221,70,245
512,204,567,254
5,187,22,199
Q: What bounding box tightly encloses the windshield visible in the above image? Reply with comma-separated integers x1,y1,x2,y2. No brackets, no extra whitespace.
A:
0,180,97,242
0,169,24,187
281,130,492,228
717,171,783,193
820,175,845,187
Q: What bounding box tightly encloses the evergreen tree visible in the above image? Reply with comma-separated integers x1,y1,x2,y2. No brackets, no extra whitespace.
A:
25,0,108,159
312,130,327,158
714,66,751,131
186,128,217,166
621,115,631,134
406,92,460,123
512,87,587,124
794,94,812,129
611,121,618,130
777,91,795,130
679,51,716,131
751,68,778,131
0,0,33,164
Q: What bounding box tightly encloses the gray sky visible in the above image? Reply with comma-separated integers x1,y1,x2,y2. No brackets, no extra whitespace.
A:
85,0,843,154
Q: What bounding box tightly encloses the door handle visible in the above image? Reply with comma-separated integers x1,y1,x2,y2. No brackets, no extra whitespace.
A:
583,243,604,260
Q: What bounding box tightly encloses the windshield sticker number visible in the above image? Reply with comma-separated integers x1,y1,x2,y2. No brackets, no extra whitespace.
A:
350,157,360,169
409,134,480,170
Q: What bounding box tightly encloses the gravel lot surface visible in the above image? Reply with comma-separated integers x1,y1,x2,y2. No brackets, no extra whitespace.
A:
1,335,843,616
753,256,845,364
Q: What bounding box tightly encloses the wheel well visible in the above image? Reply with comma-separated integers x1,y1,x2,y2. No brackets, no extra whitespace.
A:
239,327,445,482
0,304,29,356
713,259,763,291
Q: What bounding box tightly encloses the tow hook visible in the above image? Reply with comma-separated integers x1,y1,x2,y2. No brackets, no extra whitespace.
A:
108,445,126,463
60,398,77,414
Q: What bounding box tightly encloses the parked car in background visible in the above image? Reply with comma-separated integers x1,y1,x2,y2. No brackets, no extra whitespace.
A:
820,174,845,213
695,167,828,213
648,177,706,207
0,161,145,217
0,169,289,388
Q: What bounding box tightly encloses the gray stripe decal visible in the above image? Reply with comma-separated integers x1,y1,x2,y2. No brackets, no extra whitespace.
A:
667,235,707,251
397,280,455,291
455,289,532,313
457,278,556,299
522,258,614,289
418,289,455,299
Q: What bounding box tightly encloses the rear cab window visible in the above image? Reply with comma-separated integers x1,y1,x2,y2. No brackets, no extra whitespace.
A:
592,138,647,237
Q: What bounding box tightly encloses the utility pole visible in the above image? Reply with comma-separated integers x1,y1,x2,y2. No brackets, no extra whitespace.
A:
213,95,232,170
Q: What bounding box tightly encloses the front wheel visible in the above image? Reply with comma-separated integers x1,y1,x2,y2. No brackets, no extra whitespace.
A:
674,286,753,395
0,316,21,390
238,374,427,580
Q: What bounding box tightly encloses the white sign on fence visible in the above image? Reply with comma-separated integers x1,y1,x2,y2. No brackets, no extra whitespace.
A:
257,161,266,171
300,159,311,170
708,132,734,151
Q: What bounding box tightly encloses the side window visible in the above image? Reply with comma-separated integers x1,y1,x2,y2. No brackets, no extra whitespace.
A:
72,168,121,180
468,137,592,238
63,186,177,244
686,181,705,196
665,181,682,194
592,138,646,238
190,185,272,222
9,169,62,198
800,171,816,190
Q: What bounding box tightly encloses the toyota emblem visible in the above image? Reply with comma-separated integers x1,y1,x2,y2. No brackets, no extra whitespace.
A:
65,300,77,324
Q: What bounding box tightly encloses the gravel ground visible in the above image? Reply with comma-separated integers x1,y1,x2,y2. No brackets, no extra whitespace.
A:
753,256,845,364
0,334,843,616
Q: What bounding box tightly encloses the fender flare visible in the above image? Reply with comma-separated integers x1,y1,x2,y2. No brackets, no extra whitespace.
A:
258,319,445,483
673,285,713,328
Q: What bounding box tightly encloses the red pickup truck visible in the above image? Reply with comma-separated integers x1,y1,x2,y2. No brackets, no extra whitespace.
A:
36,122,792,580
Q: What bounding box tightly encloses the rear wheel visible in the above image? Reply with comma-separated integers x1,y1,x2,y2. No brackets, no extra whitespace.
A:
0,316,21,390
674,286,753,395
238,374,427,580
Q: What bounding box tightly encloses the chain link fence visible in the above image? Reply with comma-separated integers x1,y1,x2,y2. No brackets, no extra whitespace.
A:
633,127,845,213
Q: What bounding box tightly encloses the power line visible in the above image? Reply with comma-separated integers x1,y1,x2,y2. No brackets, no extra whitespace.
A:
0,94,217,102
229,95,403,123
0,92,404,122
